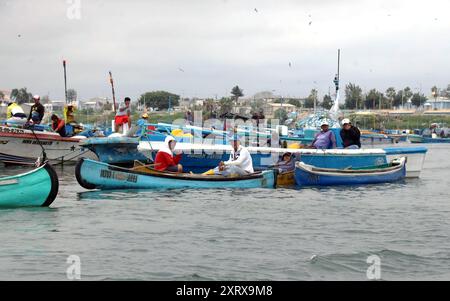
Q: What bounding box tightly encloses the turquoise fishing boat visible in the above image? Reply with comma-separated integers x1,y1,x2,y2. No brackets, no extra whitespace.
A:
0,162,59,208
76,158,276,190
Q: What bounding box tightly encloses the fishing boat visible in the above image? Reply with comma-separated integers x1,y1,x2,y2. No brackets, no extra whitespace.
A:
294,157,406,186
0,162,59,207
75,158,277,190
408,134,450,143
0,125,98,165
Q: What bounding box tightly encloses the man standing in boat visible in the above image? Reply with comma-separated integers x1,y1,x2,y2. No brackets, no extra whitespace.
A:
310,120,337,149
114,97,132,133
340,118,361,149
27,95,45,124
215,135,254,176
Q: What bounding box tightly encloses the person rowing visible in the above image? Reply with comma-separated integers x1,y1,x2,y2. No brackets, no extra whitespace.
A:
154,136,183,173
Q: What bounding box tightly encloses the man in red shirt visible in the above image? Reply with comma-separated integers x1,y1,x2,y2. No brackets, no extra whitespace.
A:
154,136,183,172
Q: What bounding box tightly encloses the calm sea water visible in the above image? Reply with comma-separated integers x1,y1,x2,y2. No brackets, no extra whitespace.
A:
0,145,449,281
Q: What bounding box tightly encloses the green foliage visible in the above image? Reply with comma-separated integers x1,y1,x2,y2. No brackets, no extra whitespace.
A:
304,89,318,108
231,85,244,103
385,87,396,109
218,97,234,116
411,93,427,107
364,89,384,109
10,87,33,104
344,83,363,109
250,99,265,114
288,99,302,107
274,108,288,123
321,94,333,110
138,91,180,110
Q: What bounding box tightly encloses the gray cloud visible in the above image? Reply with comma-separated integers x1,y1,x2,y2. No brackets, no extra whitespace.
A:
1,0,449,101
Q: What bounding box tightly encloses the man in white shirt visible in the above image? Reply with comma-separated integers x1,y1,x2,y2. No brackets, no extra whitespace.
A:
114,97,131,133
215,135,254,176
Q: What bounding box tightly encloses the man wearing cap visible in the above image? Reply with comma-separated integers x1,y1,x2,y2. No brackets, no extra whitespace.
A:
215,136,254,176
311,120,336,149
340,118,361,149
28,95,45,124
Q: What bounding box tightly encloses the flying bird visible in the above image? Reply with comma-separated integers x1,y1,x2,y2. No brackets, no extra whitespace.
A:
309,21,312,26
289,62,292,67
178,68,185,72
254,8,258,13
17,34,21,38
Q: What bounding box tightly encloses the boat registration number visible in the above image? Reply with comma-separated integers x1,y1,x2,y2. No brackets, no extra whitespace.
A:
100,169,138,183
0,179,19,186
0,127,25,134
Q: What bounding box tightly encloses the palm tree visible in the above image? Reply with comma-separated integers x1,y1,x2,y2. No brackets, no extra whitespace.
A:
385,87,396,109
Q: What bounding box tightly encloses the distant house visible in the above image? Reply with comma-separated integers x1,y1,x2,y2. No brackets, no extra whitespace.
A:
263,103,296,118
79,97,111,111
425,97,450,110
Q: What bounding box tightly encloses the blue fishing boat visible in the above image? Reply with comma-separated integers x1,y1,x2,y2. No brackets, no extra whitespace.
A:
0,162,59,208
294,157,406,186
75,158,277,190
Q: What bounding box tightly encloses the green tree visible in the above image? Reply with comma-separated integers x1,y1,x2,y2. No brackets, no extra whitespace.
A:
274,108,288,123
321,94,333,110
411,93,427,107
250,99,265,114
364,89,383,109
10,87,33,104
218,97,234,116
231,85,244,104
304,89,318,108
385,87,396,109
138,91,180,110
203,98,217,119
288,98,302,107
344,83,363,109
67,89,77,103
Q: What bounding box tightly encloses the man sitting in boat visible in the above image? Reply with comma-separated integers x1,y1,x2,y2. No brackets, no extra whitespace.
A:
154,136,183,173
215,135,254,176
51,114,67,137
275,152,296,173
5,101,28,127
340,118,361,149
310,121,336,149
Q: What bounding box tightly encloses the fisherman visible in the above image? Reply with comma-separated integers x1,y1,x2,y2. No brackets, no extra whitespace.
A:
6,101,27,126
51,114,67,137
311,120,336,149
114,97,132,133
27,95,45,124
340,118,361,149
136,112,149,136
275,152,296,173
64,104,77,125
215,135,254,176
154,136,183,172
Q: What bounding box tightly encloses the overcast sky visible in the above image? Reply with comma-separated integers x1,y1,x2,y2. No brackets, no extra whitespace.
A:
1,0,449,101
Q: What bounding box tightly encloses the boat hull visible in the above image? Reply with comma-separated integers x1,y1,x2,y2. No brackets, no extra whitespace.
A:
0,162,59,207
0,126,97,164
76,158,276,190
294,158,406,186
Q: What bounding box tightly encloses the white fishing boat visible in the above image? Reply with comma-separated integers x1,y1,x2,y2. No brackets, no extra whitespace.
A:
0,125,97,165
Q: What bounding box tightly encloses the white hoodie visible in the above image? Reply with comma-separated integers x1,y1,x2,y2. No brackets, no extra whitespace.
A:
224,145,254,173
